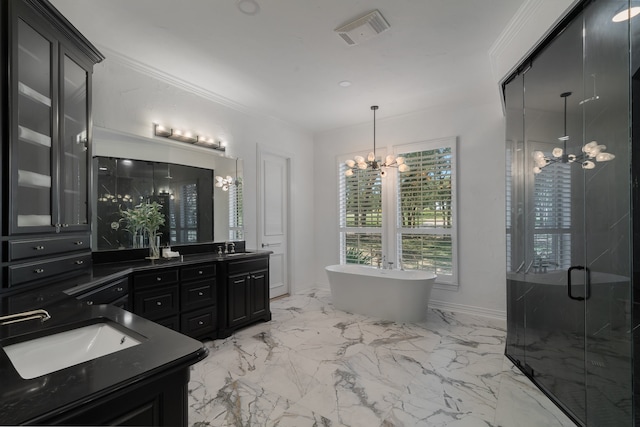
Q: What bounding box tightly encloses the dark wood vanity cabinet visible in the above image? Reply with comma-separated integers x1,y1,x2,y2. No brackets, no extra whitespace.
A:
131,263,218,340
76,276,129,310
0,0,104,288
127,254,270,340
35,366,190,426
223,256,271,336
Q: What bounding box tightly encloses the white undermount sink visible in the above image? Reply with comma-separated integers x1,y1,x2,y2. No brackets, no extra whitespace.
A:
3,322,141,379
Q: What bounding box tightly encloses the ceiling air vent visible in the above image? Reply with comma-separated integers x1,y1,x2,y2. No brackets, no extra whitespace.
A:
335,10,390,46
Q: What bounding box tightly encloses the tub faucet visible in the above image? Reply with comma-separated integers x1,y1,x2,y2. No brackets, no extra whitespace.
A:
387,261,394,270
0,309,51,326
382,255,387,269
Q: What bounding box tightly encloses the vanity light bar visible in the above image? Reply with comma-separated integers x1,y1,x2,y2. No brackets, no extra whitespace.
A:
153,123,226,152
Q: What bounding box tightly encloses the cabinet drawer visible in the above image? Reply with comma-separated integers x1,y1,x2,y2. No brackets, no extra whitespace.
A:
154,315,180,331
134,285,179,320
181,307,217,337
226,257,269,275
181,264,216,281
133,269,179,288
8,252,91,287
181,280,216,311
78,278,129,306
9,235,90,261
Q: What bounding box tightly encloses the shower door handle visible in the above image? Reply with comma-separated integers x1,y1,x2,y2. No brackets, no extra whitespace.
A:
568,266,591,301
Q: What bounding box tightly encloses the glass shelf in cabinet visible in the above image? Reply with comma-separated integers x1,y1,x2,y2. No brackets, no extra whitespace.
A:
18,82,51,106
18,126,51,148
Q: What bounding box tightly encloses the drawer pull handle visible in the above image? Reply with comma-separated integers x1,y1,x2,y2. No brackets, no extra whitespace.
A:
198,270,203,275
116,287,123,292
86,301,93,305
253,275,265,280
75,260,84,265
198,321,204,325
34,268,45,274
198,291,204,296
75,241,84,246
34,246,45,251
234,279,244,284
156,301,162,306
156,277,162,281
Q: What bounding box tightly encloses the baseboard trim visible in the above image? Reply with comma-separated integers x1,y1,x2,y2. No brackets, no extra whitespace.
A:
306,285,506,321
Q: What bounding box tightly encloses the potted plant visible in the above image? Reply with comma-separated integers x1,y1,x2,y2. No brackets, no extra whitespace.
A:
121,201,166,259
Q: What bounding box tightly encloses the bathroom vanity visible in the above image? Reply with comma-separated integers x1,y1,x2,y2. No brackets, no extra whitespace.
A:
0,302,207,425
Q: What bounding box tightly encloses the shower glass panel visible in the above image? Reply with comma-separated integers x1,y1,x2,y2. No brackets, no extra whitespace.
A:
521,11,587,422
505,72,525,368
504,1,633,425
583,1,632,425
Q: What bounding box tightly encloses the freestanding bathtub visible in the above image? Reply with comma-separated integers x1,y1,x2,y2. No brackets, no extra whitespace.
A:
325,264,437,323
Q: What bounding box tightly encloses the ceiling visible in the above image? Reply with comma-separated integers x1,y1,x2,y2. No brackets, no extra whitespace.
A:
50,0,527,133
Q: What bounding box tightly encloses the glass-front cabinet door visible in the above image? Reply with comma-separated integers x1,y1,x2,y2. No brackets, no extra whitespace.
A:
12,12,92,234
14,17,55,232
59,53,89,228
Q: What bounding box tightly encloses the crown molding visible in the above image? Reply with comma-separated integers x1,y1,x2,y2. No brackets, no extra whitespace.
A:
488,0,545,83
96,45,260,119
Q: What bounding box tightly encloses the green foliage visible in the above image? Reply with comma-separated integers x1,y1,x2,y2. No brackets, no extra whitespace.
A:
345,247,372,265
120,201,166,236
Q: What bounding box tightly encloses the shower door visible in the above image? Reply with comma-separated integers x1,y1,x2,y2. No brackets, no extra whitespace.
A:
505,1,633,425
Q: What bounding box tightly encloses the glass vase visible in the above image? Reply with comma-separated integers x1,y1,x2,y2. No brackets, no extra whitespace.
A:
147,232,160,259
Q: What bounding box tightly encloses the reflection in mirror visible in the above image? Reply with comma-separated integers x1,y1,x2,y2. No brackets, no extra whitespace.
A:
94,157,213,250
214,157,244,241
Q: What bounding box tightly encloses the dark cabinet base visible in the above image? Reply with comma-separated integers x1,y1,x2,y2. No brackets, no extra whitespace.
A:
31,366,190,426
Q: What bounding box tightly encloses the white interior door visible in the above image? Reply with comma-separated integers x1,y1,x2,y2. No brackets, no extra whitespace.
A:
258,148,290,299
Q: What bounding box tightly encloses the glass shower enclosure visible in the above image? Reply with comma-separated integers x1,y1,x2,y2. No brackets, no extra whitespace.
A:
504,0,636,425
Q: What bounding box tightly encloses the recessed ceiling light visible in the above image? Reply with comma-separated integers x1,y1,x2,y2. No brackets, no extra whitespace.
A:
339,80,352,87
612,6,640,22
237,0,260,15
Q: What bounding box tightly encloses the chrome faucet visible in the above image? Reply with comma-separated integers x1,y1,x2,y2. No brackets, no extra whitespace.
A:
0,309,51,326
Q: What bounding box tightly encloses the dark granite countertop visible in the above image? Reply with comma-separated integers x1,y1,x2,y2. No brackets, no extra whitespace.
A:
0,250,270,424
0,301,208,425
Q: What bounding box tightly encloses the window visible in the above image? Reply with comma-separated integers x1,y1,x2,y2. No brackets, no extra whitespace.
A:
396,138,457,285
339,159,382,267
532,149,571,270
338,137,458,286
229,179,244,240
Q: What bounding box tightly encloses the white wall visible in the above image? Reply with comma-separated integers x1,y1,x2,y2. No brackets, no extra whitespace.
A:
313,103,507,318
90,57,317,293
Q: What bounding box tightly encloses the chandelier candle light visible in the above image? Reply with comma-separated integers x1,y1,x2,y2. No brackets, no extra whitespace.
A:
532,92,615,174
344,106,410,177
215,157,239,192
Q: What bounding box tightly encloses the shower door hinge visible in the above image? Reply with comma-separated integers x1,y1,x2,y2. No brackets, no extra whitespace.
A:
524,363,534,377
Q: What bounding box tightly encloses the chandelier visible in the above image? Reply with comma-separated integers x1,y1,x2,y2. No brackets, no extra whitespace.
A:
215,157,239,192
532,91,615,174
344,105,410,177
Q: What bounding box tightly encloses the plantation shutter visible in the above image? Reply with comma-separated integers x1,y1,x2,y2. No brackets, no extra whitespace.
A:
396,141,457,283
339,163,382,266
532,156,572,270
229,180,244,240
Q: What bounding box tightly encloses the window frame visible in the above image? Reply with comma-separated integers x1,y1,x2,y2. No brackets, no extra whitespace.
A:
393,137,458,288
337,150,386,267
337,138,458,289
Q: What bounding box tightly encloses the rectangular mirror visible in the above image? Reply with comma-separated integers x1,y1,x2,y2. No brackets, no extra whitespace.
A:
93,156,243,251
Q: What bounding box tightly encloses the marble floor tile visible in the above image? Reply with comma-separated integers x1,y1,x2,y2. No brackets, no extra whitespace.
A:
188,288,576,427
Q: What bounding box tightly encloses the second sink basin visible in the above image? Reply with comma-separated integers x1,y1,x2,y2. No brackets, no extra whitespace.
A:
3,322,141,379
